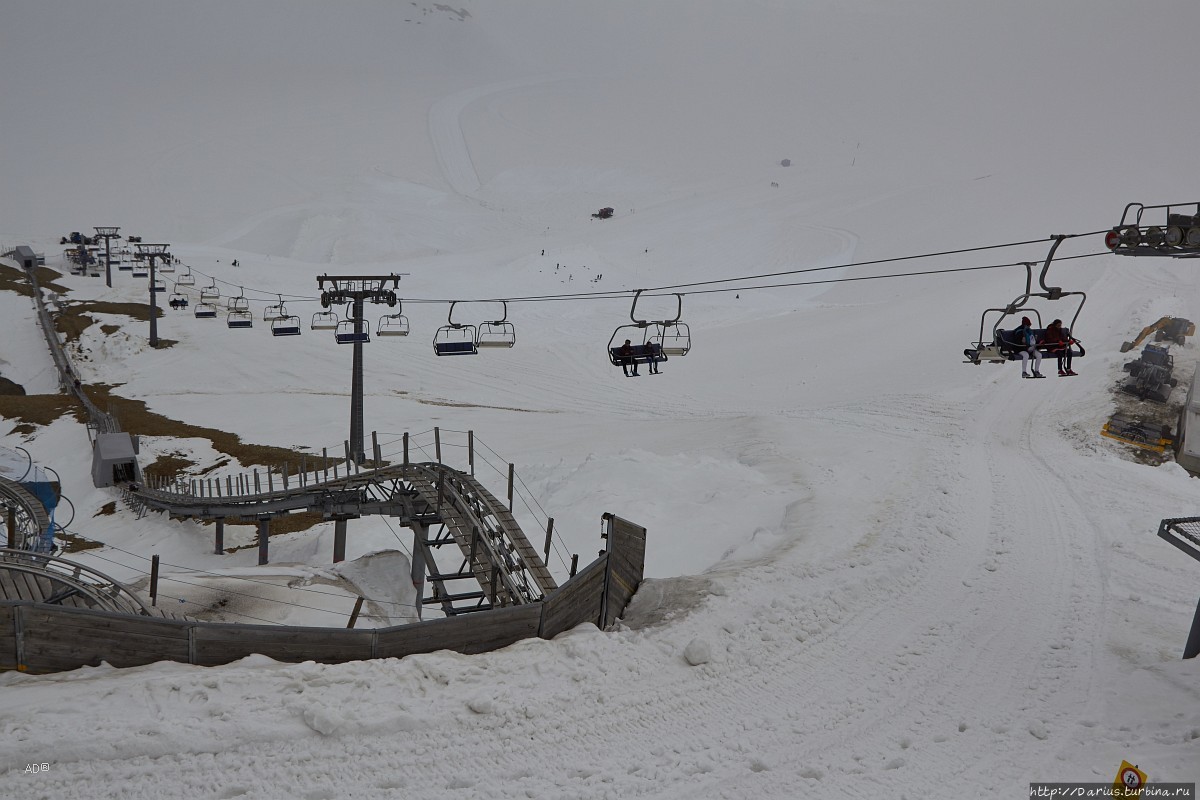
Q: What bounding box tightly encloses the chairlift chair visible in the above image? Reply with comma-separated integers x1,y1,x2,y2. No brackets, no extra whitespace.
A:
200,280,220,303
335,317,370,345
227,288,249,313
963,238,1087,366
118,260,133,272
158,260,175,273
433,302,478,356
149,279,166,293
194,302,217,319
650,320,691,357
227,310,253,329
311,310,339,330
607,290,684,368
131,265,148,278
475,301,516,348
271,315,302,337
377,310,410,337
264,295,287,321
176,268,196,286
168,293,189,310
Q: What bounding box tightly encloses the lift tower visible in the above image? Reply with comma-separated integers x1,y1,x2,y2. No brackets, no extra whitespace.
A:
316,274,402,464
93,227,121,288
135,243,171,348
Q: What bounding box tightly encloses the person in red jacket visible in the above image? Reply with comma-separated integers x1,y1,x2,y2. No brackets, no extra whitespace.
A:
1041,318,1076,376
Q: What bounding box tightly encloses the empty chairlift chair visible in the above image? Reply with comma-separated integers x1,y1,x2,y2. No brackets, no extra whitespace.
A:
335,317,370,344
433,302,478,356
264,295,286,322
377,308,410,337
271,314,302,337
311,310,339,331
200,281,220,304
475,301,516,349
194,302,217,319
176,267,196,286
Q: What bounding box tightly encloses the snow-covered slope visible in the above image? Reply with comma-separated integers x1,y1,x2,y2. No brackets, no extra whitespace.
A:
1,1,1198,797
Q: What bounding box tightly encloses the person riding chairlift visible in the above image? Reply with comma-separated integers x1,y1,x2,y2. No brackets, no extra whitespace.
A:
1041,318,1076,376
1012,316,1044,378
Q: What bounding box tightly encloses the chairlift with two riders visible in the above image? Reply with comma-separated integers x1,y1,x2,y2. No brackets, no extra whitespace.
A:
964,235,1086,366
607,290,691,370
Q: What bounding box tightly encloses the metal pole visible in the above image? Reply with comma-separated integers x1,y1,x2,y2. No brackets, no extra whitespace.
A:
403,432,409,465
468,430,474,475
1185,596,1200,660
543,517,555,561
350,295,366,464
150,554,160,606
214,518,224,555
6,504,16,549
257,517,270,565
148,255,159,348
333,517,347,563
435,427,441,463
508,463,515,511
104,235,112,288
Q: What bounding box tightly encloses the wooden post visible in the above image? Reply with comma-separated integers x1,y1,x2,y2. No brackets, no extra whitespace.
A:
257,517,270,565
468,430,474,475
347,596,365,629
214,518,224,555
435,427,442,463
150,554,160,606
323,447,329,482
570,553,579,577
333,517,347,563
215,479,221,498
190,479,196,495
208,478,214,497
268,469,274,494
403,432,409,465
253,469,261,494
437,468,445,512
543,517,555,561
301,456,307,488
283,464,289,490
7,504,17,549
226,475,233,497
411,525,427,621
507,463,515,512
372,431,381,467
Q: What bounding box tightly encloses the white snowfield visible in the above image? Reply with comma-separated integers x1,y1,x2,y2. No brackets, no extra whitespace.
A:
1,1,1198,798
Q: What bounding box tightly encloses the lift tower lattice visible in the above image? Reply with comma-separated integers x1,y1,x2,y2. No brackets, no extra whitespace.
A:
316,274,403,464
93,227,120,289
135,243,170,348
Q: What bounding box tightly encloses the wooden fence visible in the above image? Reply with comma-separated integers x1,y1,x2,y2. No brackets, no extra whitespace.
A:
0,514,646,674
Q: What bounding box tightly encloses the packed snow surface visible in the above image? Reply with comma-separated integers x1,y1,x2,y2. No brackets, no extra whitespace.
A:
1,1,1198,797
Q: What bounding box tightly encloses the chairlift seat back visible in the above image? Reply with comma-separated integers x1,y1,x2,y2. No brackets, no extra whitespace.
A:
194,304,217,319
271,317,301,337
608,343,667,367
435,340,478,356
227,311,253,329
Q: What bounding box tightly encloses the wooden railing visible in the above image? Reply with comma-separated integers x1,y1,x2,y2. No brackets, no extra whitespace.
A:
0,514,646,674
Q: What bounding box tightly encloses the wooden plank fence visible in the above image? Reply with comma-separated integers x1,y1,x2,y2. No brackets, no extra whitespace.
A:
0,514,646,674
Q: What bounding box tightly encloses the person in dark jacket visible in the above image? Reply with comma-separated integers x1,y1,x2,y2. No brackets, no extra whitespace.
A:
1042,318,1076,376
618,339,639,377
1012,316,1044,378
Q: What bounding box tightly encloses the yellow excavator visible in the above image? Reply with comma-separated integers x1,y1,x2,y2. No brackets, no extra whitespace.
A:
1120,316,1194,353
